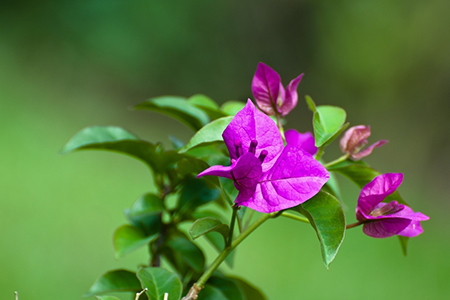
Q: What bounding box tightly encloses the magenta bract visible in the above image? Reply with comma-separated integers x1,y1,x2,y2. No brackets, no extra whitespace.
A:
251,62,303,117
356,173,429,238
285,129,317,155
198,100,329,213
340,125,388,160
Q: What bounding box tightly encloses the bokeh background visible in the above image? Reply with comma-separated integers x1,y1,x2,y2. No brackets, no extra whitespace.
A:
1,0,449,299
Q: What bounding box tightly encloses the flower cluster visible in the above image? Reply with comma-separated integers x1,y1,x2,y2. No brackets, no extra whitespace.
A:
198,100,329,213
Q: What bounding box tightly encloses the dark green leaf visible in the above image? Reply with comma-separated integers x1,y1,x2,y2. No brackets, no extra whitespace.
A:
135,96,210,131
229,277,267,300
291,191,346,268
189,217,229,241
113,225,159,259
398,236,409,256
179,116,233,153
220,101,246,116
84,269,141,296
313,105,347,147
176,157,220,187
61,126,185,173
209,276,245,300
327,160,407,204
188,94,228,120
177,177,220,218
198,285,228,300
125,211,162,237
323,171,342,200
166,234,205,273
129,193,164,220
137,267,182,300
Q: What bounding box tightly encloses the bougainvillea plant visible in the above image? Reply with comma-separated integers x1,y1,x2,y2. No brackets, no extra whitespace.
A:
62,62,429,300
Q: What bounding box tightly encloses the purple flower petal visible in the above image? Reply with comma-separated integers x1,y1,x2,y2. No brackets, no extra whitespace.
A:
362,218,412,238
278,73,303,116
285,129,317,155
351,140,388,160
223,99,284,172
252,62,281,115
235,145,329,213
356,173,403,220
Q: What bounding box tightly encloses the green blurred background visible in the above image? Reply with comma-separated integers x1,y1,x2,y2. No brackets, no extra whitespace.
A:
1,0,449,299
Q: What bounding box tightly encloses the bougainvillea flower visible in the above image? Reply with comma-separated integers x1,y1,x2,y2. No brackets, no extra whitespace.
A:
251,62,304,117
198,99,329,213
356,173,429,238
285,129,317,156
340,125,388,160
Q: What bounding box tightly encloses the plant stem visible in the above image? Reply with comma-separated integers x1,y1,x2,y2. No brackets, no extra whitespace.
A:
315,145,325,161
275,113,285,142
281,212,310,223
323,154,350,169
226,206,238,247
182,213,274,299
346,221,363,229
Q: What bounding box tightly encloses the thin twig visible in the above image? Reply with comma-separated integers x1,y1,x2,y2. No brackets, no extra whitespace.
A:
164,292,169,300
135,288,148,300
15,292,18,300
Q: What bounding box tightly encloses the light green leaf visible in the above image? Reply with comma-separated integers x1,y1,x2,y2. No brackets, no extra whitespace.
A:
313,105,347,147
95,296,122,300
137,267,182,300
113,225,158,259
189,217,229,241
61,126,185,173
135,96,210,131
84,269,141,296
188,94,228,120
305,95,317,112
291,191,346,268
220,101,246,116
179,116,233,153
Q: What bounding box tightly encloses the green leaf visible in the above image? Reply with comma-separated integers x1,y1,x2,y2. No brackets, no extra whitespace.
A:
220,101,246,116
179,116,233,153
313,105,347,147
95,296,122,300
305,95,317,112
129,193,165,220
198,285,228,300
85,269,141,296
189,217,229,241
231,277,267,300
177,157,219,185
398,235,409,256
137,267,182,300
327,160,407,204
166,234,205,273
113,225,159,259
177,177,220,218
209,275,245,300
61,126,185,173
135,96,210,131
321,170,342,202
291,191,346,268
188,94,228,120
